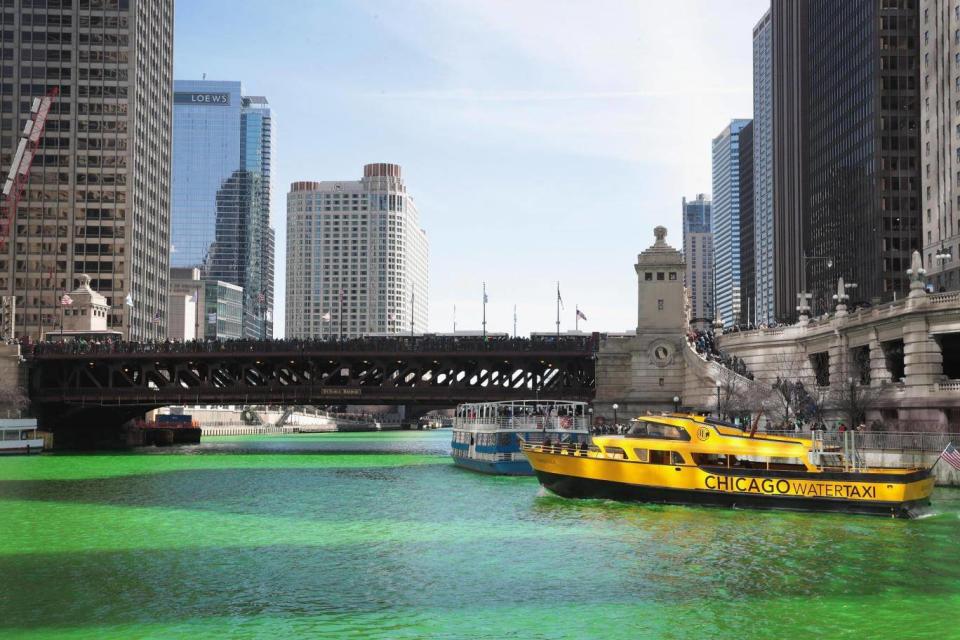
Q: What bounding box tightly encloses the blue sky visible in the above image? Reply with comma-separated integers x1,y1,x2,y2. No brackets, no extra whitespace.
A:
173,0,769,337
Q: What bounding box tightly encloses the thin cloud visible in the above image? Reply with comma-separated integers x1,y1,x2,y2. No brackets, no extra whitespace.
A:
357,87,752,102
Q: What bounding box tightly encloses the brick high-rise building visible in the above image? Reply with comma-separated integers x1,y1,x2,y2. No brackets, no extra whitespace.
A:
0,0,174,340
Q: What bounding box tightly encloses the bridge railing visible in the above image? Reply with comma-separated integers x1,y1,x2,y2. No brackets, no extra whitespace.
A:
23,334,598,357
453,416,590,431
761,430,959,452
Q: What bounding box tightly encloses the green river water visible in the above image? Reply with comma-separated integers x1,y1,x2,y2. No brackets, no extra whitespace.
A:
1,430,959,639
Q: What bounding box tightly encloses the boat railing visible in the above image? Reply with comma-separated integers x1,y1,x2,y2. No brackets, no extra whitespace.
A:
453,416,589,431
520,441,601,457
762,430,958,453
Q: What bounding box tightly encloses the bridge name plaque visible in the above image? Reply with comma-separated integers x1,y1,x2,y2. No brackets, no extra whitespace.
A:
319,388,362,397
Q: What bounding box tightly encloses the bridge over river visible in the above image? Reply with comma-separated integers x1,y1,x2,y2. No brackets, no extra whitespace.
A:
20,334,597,442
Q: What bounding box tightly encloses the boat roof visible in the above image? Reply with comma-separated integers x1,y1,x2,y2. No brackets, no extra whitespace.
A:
600,413,813,457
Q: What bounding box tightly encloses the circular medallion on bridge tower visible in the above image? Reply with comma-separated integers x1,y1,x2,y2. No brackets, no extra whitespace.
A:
648,340,675,367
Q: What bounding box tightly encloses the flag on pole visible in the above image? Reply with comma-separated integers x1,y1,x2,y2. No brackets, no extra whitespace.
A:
557,283,564,309
257,292,265,304
124,293,134,307
321,312,331,321
483,284,488,304
60,294,73,306
576,308,587,321
941,442,960,471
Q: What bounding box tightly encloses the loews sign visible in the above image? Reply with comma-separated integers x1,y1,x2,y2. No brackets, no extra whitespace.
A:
174,92,231,106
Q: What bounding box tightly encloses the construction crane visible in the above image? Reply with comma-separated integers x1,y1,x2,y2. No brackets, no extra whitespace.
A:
0,86,59,251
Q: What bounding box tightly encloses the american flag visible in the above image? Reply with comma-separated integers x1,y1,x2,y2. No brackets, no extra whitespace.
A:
60,294,73,306
941,443,960,471
576,308,587,321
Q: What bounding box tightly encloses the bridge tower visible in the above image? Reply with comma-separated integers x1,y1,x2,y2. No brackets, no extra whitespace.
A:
594,226,687,423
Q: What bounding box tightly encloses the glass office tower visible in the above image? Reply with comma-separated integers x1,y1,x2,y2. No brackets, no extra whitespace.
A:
712,119,752,327
171,80,274,339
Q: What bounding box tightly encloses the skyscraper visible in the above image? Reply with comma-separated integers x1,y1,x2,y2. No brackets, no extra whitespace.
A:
0,0,174,340
752,10,775,323
773,0,922,318
171,80,275,339
286,164,429,340
772,0,806,322
920,0,960,289
681,194,713,325
711,119,751,326
739,121,756,325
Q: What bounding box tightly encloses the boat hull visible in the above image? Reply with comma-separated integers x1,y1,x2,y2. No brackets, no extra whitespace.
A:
0,438,44,455
452,456,533,476
526,451,934,518
535,470,930,518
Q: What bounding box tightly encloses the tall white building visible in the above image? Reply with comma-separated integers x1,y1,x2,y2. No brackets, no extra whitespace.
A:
920,0,960,290
286,163,428,339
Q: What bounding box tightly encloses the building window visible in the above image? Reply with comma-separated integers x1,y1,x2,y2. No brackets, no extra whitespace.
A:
657,299,664,310
645,272,653,281
669,272,677,281
657,272,665,281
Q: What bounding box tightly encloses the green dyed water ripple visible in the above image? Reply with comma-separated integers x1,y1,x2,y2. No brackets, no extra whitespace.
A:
1,430,958,639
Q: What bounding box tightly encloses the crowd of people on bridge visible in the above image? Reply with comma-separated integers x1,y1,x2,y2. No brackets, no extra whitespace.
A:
22,333,597,357
686,329,754,380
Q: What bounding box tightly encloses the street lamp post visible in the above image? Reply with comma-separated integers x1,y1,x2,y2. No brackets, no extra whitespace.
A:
612,403,619,433
673,395,680,413
715,380,722,419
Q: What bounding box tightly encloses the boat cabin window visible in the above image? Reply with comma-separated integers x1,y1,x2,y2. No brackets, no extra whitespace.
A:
628,421,691,441
603,446,628,460
648,449,673,464
671,451,686,465
694,453,729,466
633,448,649,462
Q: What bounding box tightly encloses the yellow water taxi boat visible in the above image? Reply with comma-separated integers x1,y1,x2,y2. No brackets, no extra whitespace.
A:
521,414,935,518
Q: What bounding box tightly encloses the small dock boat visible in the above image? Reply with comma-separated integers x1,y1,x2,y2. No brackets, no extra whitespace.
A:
0,419,44,455
452,400,590,475
521,413,935,518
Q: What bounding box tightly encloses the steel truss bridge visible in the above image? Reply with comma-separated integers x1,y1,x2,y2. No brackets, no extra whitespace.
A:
25,336,597,416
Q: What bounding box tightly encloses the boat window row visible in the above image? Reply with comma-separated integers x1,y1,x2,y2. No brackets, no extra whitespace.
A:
627,421,691,441
692,453,808,470
602,446,686,465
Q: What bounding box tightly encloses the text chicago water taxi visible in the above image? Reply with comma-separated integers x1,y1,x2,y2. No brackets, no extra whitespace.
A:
521,414,935,518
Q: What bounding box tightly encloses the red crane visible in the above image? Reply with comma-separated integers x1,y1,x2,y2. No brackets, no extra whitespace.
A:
0,87,59,250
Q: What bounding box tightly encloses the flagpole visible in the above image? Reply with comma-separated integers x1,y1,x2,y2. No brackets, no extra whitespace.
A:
482,282,487,338
453,304,456,334
410,289,415,337
513,304,517,338
555,281,560,340
575,305,579,332
931,441,951,473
